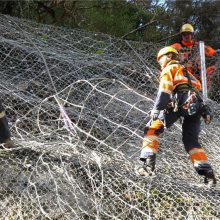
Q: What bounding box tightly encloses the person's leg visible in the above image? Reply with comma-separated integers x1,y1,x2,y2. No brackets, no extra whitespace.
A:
182,115,216,184
138,109,178,176
0,101,15,148
0,102,11,141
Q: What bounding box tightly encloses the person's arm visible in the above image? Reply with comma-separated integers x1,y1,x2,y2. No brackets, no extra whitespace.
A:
171,43,181,50
153,67,173,110
205,45,216,56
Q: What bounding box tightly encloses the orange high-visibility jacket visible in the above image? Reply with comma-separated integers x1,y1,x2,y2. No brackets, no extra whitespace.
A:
171,40,216,88
172,40,216,57
171,40,216,70
154,60,202,110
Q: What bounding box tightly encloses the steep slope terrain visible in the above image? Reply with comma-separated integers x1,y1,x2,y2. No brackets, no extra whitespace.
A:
0,14,220,219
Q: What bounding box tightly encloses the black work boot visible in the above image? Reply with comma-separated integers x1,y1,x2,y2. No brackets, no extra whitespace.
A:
137,154,156,177
195,163,217,186
204,169,217,185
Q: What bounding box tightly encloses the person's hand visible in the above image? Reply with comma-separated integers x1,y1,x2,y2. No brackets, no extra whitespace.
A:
201,104,213,124
150,109,161,121
216,49,220,56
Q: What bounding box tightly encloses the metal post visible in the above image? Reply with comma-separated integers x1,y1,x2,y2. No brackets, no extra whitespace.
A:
199,41,208,102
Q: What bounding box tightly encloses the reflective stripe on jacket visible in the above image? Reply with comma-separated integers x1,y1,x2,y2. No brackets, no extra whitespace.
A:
154,60,201,110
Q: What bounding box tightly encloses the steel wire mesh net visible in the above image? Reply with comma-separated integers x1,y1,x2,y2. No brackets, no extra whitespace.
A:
0,14,220,219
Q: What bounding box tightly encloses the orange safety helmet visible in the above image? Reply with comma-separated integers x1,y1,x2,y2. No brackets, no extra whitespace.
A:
157,46,178,61
180,24,194,34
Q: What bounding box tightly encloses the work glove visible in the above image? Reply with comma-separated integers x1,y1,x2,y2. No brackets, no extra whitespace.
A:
201,104,213,124
150,109,161,121
216,49,220,56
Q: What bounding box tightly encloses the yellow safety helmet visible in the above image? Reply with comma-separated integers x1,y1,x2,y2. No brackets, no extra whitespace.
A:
180,24,194,34
157,46,178,61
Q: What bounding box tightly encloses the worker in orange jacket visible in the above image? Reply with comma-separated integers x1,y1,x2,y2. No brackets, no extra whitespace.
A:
171,24,220,89
138,46,216,185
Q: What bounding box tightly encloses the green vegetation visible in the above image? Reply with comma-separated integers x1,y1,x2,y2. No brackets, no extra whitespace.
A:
0,0,219,47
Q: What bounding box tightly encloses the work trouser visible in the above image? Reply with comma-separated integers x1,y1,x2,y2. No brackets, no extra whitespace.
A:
141,92,209,168
0,101,11,142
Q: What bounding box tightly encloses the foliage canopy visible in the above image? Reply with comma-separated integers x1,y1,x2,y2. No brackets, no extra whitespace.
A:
0,0,219,47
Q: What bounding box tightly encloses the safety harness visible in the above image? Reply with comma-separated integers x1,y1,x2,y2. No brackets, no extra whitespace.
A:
172,65,201,114
180,40,197,60
179,41,199,74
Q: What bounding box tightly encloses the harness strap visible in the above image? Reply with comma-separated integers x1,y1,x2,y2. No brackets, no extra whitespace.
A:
183,68,193,88
179,41,198,67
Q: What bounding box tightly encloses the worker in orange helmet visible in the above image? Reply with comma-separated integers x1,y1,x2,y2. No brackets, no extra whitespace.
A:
171,23,220,89
137,46,216,185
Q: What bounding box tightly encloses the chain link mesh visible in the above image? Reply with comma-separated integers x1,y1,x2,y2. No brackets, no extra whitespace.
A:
0,14,220,219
